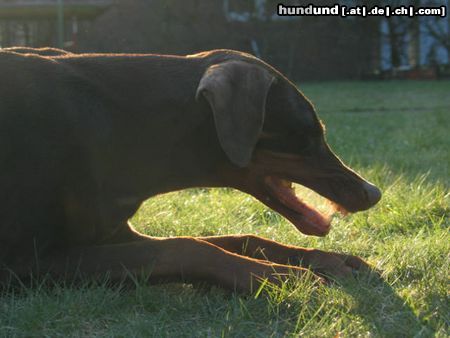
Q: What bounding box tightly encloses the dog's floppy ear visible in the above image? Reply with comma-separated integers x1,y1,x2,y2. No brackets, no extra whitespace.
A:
196,60,275,167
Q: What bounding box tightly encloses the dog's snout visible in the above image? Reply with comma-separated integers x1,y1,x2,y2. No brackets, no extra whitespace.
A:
363,182,382,206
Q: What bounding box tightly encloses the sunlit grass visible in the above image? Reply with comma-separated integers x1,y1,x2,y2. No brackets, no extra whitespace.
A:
1,80,449,337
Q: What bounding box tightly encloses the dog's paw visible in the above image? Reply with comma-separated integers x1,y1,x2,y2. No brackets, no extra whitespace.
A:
289,249,373,280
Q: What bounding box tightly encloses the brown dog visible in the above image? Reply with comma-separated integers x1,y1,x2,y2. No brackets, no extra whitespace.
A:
0,48,381,291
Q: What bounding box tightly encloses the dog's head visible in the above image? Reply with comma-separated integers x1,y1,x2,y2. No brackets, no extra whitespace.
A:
195,51,381,236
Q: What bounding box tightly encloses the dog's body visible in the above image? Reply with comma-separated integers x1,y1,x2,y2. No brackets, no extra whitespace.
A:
0,48,381,291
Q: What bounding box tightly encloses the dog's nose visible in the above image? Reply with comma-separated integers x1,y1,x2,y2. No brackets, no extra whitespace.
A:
363,181,382,206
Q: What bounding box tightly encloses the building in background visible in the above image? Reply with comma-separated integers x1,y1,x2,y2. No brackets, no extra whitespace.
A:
0,0,111,48
1,0,448,80
223,0,449,71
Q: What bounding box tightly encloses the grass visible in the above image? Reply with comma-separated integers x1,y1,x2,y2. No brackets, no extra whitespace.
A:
1,80,449,337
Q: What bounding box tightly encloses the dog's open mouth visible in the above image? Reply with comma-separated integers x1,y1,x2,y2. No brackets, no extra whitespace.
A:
263,176,348,236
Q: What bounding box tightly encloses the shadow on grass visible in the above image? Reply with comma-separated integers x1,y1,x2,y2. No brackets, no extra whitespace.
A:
0,268,433,337
339,270,426,337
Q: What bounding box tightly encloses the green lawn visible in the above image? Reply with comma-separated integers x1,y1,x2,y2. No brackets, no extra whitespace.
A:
1,81,449,337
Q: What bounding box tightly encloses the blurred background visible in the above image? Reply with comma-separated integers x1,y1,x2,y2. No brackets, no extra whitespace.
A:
0,0,448,81
0,3,449,335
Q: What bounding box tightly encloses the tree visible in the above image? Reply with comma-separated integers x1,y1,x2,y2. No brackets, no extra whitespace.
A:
422,0,450,63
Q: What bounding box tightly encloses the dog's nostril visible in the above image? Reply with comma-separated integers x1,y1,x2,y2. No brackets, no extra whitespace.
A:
363,182,382,206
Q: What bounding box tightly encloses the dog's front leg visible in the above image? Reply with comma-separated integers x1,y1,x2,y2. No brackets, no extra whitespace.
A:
38,237,321,292
200,235,371,279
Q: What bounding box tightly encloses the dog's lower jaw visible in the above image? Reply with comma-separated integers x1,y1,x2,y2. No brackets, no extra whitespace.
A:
264,176,334,234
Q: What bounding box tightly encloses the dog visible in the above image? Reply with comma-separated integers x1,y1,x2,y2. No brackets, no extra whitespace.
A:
2,46,73,56
0,47,381,292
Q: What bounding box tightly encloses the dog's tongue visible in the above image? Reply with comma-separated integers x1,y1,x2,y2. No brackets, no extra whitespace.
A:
265,176,335,234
